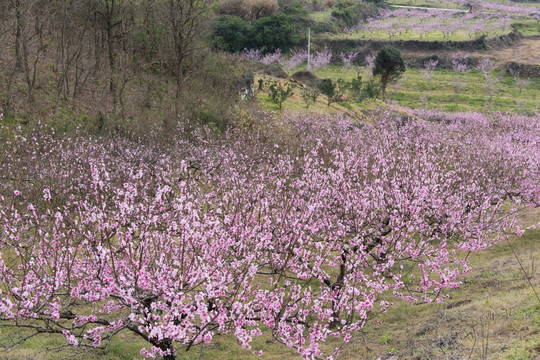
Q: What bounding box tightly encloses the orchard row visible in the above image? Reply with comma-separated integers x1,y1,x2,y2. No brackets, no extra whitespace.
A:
0,110,539,359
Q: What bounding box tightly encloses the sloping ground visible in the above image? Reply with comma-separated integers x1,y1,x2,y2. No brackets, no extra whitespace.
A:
404,38,540,65
0,207,537,359
337,207,540,360
253,74,374,121
475,38,540,65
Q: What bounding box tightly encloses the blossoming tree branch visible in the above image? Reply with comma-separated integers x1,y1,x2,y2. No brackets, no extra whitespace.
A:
0,111,539,359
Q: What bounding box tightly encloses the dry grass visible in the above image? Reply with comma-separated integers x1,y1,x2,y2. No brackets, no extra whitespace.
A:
476,38,540,65
404,38,540,66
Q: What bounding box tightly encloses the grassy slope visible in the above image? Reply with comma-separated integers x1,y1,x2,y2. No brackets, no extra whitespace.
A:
325,19,539,41
388,68,540,113
255,66,540,114
309,9,333,23
338,208,540,360
389,0,539,9
1,6,540,357
404,37,540,66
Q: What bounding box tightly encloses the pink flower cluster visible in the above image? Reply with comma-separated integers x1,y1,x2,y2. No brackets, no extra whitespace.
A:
339,51,359,71
0,110,539,359
243,48,283,65
309,46,332,71
243,48,308,74
348,8,514,40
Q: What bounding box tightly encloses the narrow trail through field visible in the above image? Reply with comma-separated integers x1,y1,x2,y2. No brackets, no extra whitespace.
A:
388,4,467,13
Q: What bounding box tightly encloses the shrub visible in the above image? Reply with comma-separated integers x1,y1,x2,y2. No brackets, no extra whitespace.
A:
349,73,363,101
365,0,385,6
246,0,279,21
318,78,348,106
217,0,250,19
301,86,320,108
373,45,406,102
267,80,295,109
213,15,251,52
346,73,380,102
331,2,377,28
280,2,308,16
250,14,296,52
361,77,381,100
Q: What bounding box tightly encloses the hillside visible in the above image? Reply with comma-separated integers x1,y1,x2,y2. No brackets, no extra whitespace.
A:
0,0,539,359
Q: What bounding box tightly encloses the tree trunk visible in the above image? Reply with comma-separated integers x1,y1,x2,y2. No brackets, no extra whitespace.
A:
14,0,24,72
381,74,388,103
106,18,117,110
152,338,176,360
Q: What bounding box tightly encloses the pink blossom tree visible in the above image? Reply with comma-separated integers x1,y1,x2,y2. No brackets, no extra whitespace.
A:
309,45,332,72
278,49,307,75
243,48,282,65
260,48,282,65
477,58,502,102
243,48,263,61
508,66,532,95
0,111,539,359
362,54,376,77
339,51,359,73
420,58,438,82
451,52,471,94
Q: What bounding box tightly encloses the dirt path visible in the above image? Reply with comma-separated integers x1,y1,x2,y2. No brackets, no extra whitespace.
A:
388,4,467,13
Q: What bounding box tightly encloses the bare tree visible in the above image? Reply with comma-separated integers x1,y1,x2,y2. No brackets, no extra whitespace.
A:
51,0,93,100
0,0,235,133
92,0,134,110
11,0,35,102
166,0,213,114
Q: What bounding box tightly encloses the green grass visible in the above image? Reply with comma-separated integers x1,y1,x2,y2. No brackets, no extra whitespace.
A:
388,0,539,9
254,75,376,119
512,19,540,36
254,64,540,114
327,26,512,42
309,9,333,23
310,65,540,113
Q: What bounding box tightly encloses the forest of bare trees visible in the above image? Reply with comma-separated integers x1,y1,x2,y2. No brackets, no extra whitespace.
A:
0,0,238,134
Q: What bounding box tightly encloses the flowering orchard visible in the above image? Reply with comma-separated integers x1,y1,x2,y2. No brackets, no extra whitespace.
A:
243,47,334,72
436,0,535,16
346,7,518,40
0,111,539,359
243,47,369,76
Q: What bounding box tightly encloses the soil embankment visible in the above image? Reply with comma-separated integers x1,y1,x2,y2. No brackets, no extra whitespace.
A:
324,30,540,76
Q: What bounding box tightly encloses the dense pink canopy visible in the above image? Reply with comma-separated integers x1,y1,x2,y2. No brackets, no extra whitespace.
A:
0,110,539,359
